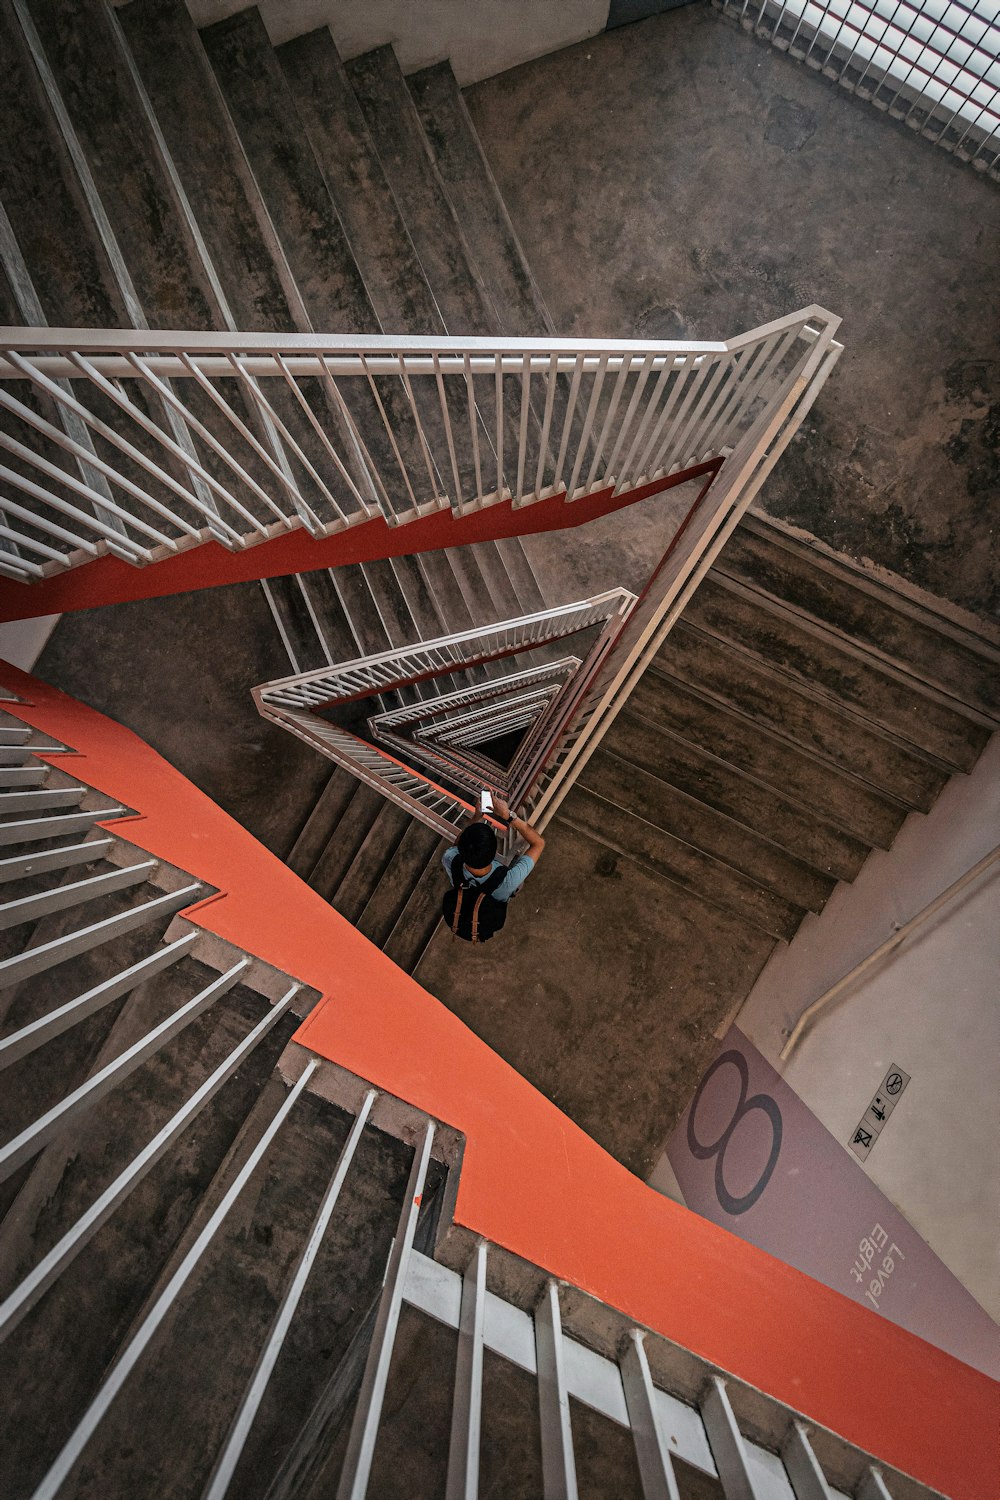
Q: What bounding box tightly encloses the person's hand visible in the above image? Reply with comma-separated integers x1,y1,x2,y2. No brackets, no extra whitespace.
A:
493,797,510,821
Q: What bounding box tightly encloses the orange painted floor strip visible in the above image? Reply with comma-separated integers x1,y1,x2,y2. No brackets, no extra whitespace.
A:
1,659,996,1499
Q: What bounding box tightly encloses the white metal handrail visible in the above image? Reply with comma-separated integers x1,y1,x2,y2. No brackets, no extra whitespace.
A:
717,0,1000,176
522,313,845,834
254,598,632,842
255,594,629,713
0,313,837,584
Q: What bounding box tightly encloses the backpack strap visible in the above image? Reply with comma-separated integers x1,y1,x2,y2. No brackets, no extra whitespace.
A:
450,883,464,938
448,852,464,891
470,891,485,944
470,865,508,945
481,865,509,896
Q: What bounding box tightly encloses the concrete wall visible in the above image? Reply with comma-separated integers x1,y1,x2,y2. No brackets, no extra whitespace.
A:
704,733,1000,1321
172,0,612,84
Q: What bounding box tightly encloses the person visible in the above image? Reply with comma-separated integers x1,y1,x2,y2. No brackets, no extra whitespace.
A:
441,797,545,943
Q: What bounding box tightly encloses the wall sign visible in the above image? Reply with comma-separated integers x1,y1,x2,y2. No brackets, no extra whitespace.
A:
666,1029,998,1379
849,1063,911,1161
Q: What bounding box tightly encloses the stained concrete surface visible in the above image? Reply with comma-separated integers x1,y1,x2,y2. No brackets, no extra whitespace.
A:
414,819,775,1176
33,581,329,858
465,6,1000,621
25,6,998,1186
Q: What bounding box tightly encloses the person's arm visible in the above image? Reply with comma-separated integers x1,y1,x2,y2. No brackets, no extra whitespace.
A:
494,798,545,864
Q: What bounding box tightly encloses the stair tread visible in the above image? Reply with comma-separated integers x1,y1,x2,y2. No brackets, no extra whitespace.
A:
332,801,412,925
118,0,295,334
691,572,989,772
630,670,904,849
297,570,370,666
655,623,947,813
276,27,444,338
329,567,393,658
382,837,450,970
201,10,376,338
355,820,444,947
733,514,1000,715
408,60,554,340
359,559,422,648
345,45,495,338
582,748,834,913
559,785,803,942
286,768,358,880
262,575,329,676
602,708,867,882
0,6,124,329
26,0,214,329
308,782,386,901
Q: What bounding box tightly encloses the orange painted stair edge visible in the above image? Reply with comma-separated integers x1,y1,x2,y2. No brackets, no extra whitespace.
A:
1,659,995,1500
0,462,719,623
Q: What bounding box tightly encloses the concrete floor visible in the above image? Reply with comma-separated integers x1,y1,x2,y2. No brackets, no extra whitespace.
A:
414,820,774,1176
27,6,998,1182
465,5,1000,622
35,582,329,859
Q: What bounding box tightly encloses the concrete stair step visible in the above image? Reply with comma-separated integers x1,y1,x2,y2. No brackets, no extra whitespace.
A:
690,572,990,773
655,622,947,813
345,45,495,339
307,783,386,901
354,820,444,948
277,28,542,626
729,514,1000,720
286,769,358,881
275,27,443,338
356,558,423,649
0,7,208,546
581,748,832,915
298,569,375,667
0,963,301,1500
345,43,546,591
200,9,374,337
407,60,554,341
492,536,547,614
0,5,123,330
34,1071,416,1500
21,0,290,535
463,536,524,620
329,565,393,658
261,575,330,676
331,802,412,925
24,0,213,329
383,842,450,971
630,669,905,849
446,542,511,626
559,786,809,942
604,705,870,882
117,0,355,530
118,0,298,335
278,27,540,613
200,8,432,523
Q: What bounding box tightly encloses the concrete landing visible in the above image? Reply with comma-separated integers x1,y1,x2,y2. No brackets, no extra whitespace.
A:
414,818,774,1177
34,581,330,860
465,5,1000,621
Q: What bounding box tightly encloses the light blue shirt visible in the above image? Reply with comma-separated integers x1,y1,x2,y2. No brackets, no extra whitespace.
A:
442,847,536,903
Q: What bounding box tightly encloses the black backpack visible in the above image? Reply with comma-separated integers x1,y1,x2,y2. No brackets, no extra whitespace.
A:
442,861,509,944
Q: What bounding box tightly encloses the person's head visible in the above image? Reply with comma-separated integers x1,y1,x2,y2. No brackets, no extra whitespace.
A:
457,821,497,872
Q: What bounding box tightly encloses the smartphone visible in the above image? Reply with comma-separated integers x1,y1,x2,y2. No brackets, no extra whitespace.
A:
480,789,494,814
